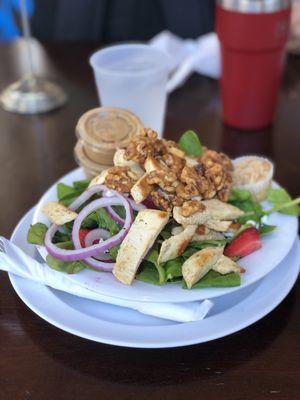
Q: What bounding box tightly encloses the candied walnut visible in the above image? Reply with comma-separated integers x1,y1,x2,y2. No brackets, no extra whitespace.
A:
219,153,234,171
121,130,234,209
217,183,231,202
180,165,212,196
150,190,172,211
170,195,184,207
202,186,216,199
205,163,226,191
200,148,233,172
217,188,230,202
140,128,158,139
185,156,199,167
105,166,136,193
124,128,164,165
163,139,177,147
196,151,233,200
147,170,178,193
162,139,185,158
162,153,186,177
180,200,206,217
144,156,163,173
176,182,199,201
217,171,232,202
181,166,199,185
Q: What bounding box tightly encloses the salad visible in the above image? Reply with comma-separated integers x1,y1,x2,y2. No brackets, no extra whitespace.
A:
27,129,300,289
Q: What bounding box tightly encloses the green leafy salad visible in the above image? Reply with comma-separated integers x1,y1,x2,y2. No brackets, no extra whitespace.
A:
27,130,300,289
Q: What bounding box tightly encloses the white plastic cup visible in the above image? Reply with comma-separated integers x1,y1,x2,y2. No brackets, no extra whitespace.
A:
90,44,171,137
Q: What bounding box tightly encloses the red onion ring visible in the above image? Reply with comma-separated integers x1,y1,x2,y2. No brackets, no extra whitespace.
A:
84,228,114,265
70,183,130,226
102,189,125,225
106,206,125,226
73,196,132,269
127,197,146,211
84,228,109,247
84,257,114,271
103,189,115,197
69,184,120,211
45,196,133,262
103,190,146,225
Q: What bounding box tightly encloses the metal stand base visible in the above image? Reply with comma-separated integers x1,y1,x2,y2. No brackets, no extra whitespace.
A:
0,77,67,114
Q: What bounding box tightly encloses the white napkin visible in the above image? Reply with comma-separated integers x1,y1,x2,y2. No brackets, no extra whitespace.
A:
0,237,213,323
149,30,221,93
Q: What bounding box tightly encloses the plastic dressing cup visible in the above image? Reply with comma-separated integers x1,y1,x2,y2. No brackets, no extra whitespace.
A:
74,107,144,178
75,107,144,165
90,44,171,137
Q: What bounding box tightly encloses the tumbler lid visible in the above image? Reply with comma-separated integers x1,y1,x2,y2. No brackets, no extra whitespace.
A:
217,0,291,13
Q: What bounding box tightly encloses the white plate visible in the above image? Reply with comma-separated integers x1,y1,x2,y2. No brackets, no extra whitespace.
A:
32,168,298,303
10,207,300,348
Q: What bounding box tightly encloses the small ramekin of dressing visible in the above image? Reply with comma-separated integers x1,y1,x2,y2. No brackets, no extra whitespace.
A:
233,155,274,202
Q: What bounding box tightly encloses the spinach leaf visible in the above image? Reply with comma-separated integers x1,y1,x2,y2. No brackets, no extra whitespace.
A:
164,257,183,281
266,188,300,216
46,254,86,274
96,208,120,235
182,247,199,259
81,212,98,229
159,223,173,241
73,179,90,191
27,223,47,245
53,230,71,244
229,188,264,223
235,200,264,224
57,182,76,199
109,244,120,260
27,223,71,245
267,187,291,204
63,221,74,234
178,130,202,157
259,224,277,236
59,194,81,207
81,208,120,235
55,241,73,249
112,205,126,220
231,223,253,239
146,250,166,284
183,270,241,289
159,229,172,241
182,239,227,260
57,180,90,207
231,256,242,262
229,188,252,202
136,262,160,285
189,239,227,249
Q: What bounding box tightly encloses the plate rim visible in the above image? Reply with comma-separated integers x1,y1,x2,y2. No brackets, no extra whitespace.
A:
8,207,300,348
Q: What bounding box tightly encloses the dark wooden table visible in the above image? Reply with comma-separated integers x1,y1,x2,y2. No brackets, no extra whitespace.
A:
0,40,299,400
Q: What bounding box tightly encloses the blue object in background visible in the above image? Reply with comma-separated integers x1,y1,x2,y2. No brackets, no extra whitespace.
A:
0,0,34,41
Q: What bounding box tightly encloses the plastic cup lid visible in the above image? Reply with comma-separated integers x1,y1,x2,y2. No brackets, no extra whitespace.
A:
74,140,109,174
76,107,144,151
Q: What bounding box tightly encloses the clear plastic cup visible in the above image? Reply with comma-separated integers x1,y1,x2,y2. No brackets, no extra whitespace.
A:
90,44,171,137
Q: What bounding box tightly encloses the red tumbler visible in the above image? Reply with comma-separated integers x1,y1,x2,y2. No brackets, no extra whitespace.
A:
216,0,291,130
